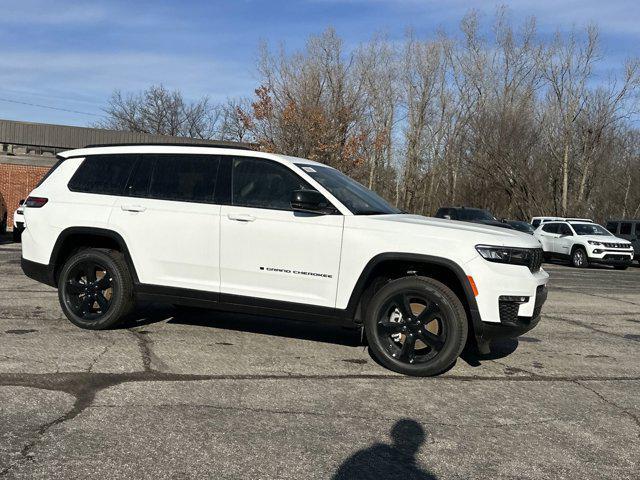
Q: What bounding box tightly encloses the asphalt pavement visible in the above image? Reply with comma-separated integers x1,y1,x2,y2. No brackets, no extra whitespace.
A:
1,238,638,479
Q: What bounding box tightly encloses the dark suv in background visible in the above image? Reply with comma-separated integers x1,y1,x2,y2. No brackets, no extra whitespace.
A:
606,219,640,263
434,207,512,229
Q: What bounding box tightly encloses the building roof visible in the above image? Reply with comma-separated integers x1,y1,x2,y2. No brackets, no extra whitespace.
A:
0,118,250,151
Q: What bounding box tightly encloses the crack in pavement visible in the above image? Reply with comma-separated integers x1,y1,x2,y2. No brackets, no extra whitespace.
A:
575,380,640,438
1,370,637,476
128,328,169,372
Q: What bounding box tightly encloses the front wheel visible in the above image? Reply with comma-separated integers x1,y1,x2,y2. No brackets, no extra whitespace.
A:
571,248,589,268
58,248,134,329
364,276,468,376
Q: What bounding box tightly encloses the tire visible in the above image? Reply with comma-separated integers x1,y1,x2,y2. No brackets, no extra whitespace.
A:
58,248,134,330
12,229,21,243
364,276,468,377
614,266,628,270
571,247,589,268
0,214,6,234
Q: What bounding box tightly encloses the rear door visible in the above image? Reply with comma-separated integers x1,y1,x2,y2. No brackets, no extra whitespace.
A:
109,153,222,292
219,156,343,307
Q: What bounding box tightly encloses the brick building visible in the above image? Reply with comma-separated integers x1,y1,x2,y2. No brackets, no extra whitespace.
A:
0,119,245,230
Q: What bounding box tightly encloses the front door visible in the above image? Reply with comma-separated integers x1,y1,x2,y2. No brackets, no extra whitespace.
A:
555,223,574,256
219,157,343,307
109,153,222,292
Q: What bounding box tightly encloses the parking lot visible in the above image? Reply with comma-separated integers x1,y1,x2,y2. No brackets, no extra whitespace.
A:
0,239,638,479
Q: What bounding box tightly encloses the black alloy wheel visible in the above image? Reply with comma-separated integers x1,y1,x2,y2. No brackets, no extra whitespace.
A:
365,276,468,376
58,248,134,329
64,260,113,320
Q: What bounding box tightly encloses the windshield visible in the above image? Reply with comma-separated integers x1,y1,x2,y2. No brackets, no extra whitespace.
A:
510,221,535,233
458,209,497,221
572,223,612,236
296,164,400,215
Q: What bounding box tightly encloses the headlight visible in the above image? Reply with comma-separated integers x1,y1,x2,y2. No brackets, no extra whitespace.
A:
588,240,602,246
475,245,533,266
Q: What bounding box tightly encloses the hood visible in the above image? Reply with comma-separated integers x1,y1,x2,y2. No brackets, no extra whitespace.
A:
366,214,542,249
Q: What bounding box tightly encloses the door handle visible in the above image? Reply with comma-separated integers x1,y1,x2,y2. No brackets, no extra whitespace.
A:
121,205,146,213
227,213,255,222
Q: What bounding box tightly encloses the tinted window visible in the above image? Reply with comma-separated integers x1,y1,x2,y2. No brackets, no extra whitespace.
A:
125,156,153,198
457,209,496,221
532,219,541,228
620,222,632,235
233,158,313,210
606,222,618,233
542,223,559,234
559,224,573,235
148,155,219,203
68,155,136,195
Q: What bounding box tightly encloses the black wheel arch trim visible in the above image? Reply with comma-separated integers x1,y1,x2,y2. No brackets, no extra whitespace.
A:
344,252,484,338
49,226,139,285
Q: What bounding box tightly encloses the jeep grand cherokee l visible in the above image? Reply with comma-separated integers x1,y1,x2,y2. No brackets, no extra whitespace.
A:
20,145,548,376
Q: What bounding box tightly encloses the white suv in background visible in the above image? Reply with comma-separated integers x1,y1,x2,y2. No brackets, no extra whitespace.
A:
20,144,548,376
534,220,633,269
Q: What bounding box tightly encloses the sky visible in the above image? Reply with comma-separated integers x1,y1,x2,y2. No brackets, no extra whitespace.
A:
1,0,638,127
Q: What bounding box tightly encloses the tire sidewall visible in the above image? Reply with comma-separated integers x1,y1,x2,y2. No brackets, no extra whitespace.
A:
58,249,128,330
365,277,467,376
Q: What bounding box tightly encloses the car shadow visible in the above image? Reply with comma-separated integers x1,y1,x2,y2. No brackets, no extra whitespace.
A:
459,338,519,367
121,302,362,347
333,418,438,479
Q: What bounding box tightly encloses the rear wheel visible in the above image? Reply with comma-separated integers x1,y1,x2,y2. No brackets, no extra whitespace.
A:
614,265,628,270
58,248,134,329
364,276,468,376
571,248,588,268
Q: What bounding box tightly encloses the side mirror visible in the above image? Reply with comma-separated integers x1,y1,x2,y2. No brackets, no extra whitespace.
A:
290,190,333,214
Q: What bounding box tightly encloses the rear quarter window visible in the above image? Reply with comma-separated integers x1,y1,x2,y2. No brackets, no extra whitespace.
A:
68,155,136,195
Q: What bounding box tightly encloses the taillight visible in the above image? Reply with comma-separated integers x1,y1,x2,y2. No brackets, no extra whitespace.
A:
25,196,48,208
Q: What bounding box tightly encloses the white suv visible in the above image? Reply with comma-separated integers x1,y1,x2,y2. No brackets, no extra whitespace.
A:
534,220,633,269
20,145,548,376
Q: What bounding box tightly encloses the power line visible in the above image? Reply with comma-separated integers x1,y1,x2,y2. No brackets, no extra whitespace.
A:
0,96,103,117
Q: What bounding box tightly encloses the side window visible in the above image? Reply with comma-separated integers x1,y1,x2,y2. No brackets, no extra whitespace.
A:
68,155,136,195
606,222,618,234
559,224,573,236
532,219,541,228
148,154,219,203
542,223,558,234
620,222,632,235
125,155,153,198
232,157,313,210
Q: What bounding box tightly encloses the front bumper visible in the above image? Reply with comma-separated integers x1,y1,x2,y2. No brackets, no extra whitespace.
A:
587,246,633,265
480,285,547,341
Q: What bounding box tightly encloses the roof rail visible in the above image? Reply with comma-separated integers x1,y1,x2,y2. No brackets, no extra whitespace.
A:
82,141,255,150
